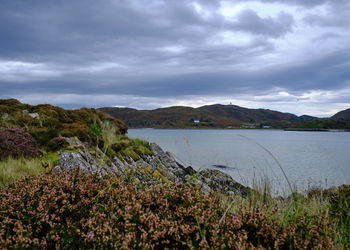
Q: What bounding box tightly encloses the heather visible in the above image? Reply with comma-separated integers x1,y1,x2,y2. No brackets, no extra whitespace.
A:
0,128,41,160
0,171,345,249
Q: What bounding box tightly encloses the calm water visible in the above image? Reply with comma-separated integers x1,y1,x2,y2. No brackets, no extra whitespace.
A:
128,129,350,195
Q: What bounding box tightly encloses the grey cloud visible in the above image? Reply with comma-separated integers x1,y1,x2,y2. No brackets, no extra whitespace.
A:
0,0,349,114
228,10,294,38
304,14,350,28
302,0,350,27
257,0,329,7
2,48,348,99
313,32,343,42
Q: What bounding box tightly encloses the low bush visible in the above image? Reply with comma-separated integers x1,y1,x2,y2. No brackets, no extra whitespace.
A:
46,136,69,151
0,172,339,249
0,128,41,160
28,127,59,147
328,185,350,245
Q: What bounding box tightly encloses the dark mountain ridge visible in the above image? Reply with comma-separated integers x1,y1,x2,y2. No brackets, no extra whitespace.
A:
99,104,345,129
331,108,350,121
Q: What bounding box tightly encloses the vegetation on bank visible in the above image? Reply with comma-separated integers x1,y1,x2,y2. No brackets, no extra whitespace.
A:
0,98,349,248
0,98,128,149
0,99,152,186
291,119,350,130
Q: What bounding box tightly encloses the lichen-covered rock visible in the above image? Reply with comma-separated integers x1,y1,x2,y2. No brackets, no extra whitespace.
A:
28,113,39,119
56,138,250,196
198,169,250,196
56,137,118,176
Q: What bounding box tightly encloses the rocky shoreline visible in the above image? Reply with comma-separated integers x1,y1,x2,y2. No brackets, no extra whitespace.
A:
55,137,250,196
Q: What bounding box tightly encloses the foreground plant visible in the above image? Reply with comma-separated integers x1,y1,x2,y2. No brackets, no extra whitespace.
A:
0,171,342,249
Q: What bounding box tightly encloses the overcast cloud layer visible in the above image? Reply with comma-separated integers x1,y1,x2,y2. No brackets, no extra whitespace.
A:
0,0,349,116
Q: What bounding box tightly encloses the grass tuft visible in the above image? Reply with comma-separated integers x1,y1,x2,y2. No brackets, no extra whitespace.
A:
0,157,44,187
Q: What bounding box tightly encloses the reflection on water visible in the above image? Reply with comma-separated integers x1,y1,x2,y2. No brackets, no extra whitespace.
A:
128,129,350,196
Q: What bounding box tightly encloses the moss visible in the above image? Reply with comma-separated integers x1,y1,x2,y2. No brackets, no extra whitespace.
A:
134,144,153,156
118,147,139,161
60,144,82,153
153,170,161,178
40,152,60,168
104,147,117,158
111,138,132,152
152,170,170,184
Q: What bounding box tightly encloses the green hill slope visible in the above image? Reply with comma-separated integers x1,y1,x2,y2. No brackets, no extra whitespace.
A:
99,104,304,128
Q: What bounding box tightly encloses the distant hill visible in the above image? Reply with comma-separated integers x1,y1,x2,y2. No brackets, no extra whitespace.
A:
299,115,318,122
331,108,350,121
98,104,315,129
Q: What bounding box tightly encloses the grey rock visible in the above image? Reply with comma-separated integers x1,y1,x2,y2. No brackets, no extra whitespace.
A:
198,169,250,196
57,137,117,176
113,157,125,168
56,138,250,196
28,113,39,119
209,164,238,170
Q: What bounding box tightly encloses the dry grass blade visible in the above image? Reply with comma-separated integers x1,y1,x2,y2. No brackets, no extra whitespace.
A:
236,134,294,195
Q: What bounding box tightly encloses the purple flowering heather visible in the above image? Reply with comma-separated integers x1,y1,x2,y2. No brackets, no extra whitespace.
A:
87,231,94,238
0,128,41,159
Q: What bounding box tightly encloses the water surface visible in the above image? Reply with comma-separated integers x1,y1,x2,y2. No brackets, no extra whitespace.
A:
128,129,350,195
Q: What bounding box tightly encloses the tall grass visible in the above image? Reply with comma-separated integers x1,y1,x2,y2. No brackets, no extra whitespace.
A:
0,157,44,187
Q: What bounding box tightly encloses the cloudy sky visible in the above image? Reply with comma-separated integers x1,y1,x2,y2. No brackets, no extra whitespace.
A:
0,0,349,117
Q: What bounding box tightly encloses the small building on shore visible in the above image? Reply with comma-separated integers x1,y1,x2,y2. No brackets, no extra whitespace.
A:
243,124,256,129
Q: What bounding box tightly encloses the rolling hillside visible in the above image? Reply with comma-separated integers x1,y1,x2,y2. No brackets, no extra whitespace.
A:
98,104,310,128
332,108,350,121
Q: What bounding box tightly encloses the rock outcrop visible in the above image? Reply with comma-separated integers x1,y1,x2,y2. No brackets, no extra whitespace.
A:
56,137,250,196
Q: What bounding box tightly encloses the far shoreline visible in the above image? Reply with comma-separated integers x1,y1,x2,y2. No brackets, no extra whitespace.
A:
127,127,350,132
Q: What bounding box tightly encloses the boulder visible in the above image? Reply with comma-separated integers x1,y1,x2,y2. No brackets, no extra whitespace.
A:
28,113,39,119
198,169,249,196
56,137,118,176
56,138,250,196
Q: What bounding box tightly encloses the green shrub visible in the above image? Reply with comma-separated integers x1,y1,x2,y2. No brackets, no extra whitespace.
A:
28,127,59,147
47,136,69,151
111,139,132,152
132,138,153,155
